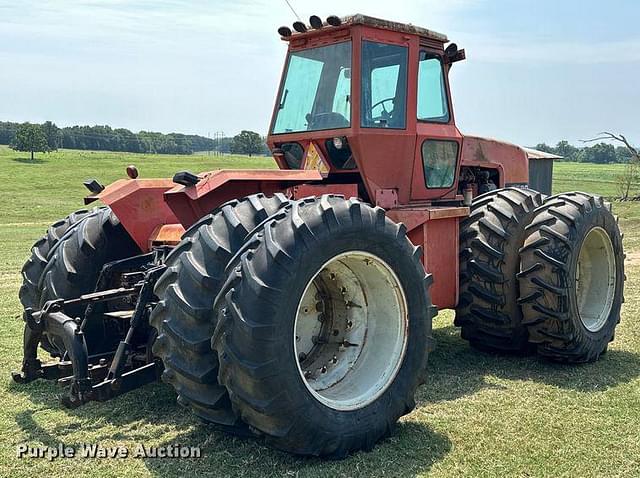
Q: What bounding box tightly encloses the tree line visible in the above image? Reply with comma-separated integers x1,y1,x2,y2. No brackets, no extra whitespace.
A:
0,121,270,156
534,140,635,164
3,120,635,164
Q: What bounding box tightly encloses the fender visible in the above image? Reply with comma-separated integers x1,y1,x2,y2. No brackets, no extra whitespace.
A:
89,170,325,252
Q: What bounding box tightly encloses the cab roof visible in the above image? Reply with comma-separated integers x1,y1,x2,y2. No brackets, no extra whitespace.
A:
341,14,448,42
283,13,448,43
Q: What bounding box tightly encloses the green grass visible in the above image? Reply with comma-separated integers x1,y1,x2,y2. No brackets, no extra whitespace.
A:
552,161,640,197
0,146,275,224
1,147,639,477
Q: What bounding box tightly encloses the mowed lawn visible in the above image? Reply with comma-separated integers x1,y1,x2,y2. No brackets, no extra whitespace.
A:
552,161,640,198
0,146,638,477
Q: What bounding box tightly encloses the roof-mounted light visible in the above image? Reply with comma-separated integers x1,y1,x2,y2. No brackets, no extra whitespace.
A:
309,15,323,29
326,15,341,26
278,26,292,37
293,21,307,33
444,43,466,64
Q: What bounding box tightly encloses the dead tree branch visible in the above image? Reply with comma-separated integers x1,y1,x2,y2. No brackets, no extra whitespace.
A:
582,132,639,159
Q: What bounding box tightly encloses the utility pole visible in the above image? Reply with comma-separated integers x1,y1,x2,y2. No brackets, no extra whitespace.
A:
214,131,224,157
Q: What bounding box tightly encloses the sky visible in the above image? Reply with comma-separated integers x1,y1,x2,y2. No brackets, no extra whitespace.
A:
0,0,638,146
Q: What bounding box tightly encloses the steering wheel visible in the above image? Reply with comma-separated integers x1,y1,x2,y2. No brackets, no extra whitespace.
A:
371,97,395,123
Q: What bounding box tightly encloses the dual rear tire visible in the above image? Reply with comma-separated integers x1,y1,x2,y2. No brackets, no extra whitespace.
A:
150,194,435,457
455,188,544,352
19,207,139,357
149,193,290,429
518,192,624,362
457,189,624,363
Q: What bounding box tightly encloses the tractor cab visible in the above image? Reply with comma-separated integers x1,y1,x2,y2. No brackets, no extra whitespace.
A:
267,14,466,205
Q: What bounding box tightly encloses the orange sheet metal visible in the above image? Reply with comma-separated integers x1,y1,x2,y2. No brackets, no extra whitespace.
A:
94,179,179,252
149,223,186,248
165,169,324,227
388,206,469,309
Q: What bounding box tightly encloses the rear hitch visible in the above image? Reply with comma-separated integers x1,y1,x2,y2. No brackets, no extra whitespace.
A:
12,251,167,407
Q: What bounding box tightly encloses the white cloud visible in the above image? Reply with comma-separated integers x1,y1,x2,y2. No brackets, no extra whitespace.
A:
0,0,637,142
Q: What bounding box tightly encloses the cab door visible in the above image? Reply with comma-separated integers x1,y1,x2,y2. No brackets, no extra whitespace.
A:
410,50,463,201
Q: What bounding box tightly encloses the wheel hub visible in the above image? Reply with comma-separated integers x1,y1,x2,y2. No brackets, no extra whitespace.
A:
294,251,408,411
576,227,616,333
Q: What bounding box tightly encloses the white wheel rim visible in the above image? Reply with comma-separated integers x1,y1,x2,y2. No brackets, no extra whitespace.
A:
294,251,408,411
576,227,616,332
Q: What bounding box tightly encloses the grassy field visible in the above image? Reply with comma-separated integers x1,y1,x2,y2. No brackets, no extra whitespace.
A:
0,146,638,477
552,161,640,198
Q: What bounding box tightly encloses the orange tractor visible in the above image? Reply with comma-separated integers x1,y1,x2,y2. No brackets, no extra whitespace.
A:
14,14,625,457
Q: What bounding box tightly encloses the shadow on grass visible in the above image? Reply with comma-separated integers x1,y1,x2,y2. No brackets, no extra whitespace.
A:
12,157,47,164
142,421,451,478
11,381,188,442
420,325,640,403
10,325,639,477
12,380,450,477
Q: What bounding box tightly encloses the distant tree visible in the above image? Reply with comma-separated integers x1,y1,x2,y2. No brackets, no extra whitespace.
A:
0,120,263,155
583,132,640,199
12,123,48,160
534,143,555,154
555,140,578,161
579,143,617,164
0,121,18,144
213,136,234,154
615,146,634,163
41,121,62,151
232,130,264,157
259,135,270,155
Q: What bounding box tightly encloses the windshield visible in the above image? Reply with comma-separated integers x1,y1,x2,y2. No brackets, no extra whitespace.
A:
272,42,352,134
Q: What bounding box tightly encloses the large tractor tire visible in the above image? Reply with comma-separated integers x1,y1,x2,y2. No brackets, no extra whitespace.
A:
518,192,625,363
38,207,140,356
19,208,95,310
455,187,544,352
150,194,289,429
19,208,97,355
212,196,435,457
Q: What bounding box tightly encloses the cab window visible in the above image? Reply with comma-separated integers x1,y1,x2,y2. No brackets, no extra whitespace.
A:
272,42,352,134
422,140,458,188
332,67,351,120
417,52,449,123
361,41,408,129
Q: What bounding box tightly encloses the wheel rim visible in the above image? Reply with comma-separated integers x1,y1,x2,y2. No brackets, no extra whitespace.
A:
576,227,616,332
294,251,408,411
